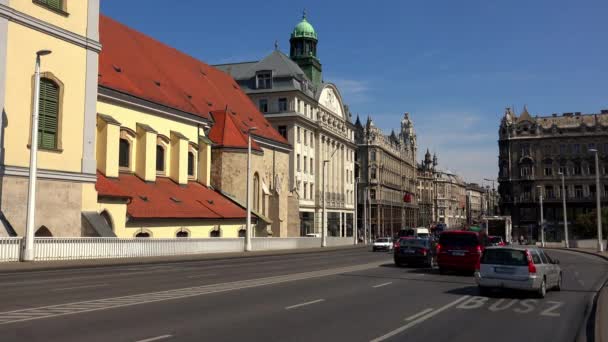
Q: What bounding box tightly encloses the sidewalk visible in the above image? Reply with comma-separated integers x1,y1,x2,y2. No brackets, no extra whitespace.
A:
0,245,365,273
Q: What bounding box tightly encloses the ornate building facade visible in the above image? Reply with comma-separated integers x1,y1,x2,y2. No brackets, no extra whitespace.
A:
216,13,356,237
466,183,485,224
435,170,466,228
498,107,608,241
355,114,418,238
417,150,438,227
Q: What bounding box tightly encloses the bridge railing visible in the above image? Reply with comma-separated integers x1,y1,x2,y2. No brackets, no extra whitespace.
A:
0,236,357,262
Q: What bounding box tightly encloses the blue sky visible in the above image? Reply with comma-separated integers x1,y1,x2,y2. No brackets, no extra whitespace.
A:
102,0,608,184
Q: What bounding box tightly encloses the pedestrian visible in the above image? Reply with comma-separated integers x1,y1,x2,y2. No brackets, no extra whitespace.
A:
519,235,524,245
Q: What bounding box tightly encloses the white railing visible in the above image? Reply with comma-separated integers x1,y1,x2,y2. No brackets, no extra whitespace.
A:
0,236,357,262
326,237,355,247
252,237,321,250
0,238,21,262
33,237,244,261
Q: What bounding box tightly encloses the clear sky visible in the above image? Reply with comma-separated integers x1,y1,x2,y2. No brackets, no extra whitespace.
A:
101,0,608,185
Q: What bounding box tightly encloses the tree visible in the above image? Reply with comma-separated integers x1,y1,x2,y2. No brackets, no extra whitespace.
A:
574,208,608,238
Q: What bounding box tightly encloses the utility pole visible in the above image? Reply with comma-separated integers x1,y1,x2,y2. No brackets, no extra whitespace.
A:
589,149,604,252
245,127,257,252
559,172,569,248
537,185,545,248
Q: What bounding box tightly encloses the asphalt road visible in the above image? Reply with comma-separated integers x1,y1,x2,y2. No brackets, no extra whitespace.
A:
0,247,606,342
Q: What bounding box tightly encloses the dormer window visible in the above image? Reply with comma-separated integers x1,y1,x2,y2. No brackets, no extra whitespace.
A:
256,71,272,89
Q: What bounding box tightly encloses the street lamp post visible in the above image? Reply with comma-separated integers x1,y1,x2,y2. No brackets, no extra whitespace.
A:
483,178,496,216
245,127,257,252
589,149,604,252
21,50,52,262
322,147,339,247
537,185,545,248
558,171,569,248
354,177,359,245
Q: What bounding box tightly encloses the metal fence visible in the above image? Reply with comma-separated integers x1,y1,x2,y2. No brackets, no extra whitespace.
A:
0,236,356,262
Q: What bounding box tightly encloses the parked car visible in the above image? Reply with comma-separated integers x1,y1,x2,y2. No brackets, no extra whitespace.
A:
475,246,561,298
372,237,393,252
436,230,484,274
394,238,434,267
305,233,321,238
488,236,506,246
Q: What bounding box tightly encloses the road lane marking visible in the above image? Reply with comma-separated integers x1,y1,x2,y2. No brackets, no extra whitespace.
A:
51,284,109,292
404,308,433,321
186,273,217,279
370,295,470,342
135,334,173,342
372,282,392,288
285,299,325,310
0,261,384,325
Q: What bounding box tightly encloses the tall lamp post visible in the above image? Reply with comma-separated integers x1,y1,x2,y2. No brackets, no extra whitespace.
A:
484,178,496,216
589,149,604,252
322,146,339,247
537,185,545,248
354,177,359,245
558,171,569,248
21,50,52,262
245,127,257,252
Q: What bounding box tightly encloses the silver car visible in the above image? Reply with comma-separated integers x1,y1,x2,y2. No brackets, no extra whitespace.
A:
475,246,561,298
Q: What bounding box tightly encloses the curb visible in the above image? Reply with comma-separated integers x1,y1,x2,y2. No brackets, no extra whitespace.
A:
546,247,608,342
0,244,365,274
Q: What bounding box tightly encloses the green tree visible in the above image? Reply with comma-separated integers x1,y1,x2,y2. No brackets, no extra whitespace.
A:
574,208,608,238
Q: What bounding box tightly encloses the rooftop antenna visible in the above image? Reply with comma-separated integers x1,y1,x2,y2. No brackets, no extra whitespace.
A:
303,8,307,19
274,40,279,51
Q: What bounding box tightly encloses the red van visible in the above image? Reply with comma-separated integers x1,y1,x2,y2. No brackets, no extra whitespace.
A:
436,230,484,274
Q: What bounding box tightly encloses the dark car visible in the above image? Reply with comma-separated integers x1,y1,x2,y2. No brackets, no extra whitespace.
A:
394,238,434,267
436,230,484,274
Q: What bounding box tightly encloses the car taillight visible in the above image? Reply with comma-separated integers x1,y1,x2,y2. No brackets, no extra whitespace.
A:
436,243,442,253
476,245,482,254
421,248,428,256
394,241,400,249
526,250,536,274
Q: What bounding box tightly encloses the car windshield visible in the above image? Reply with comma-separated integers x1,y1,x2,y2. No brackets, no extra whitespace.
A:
489,237,502,243
400,239,429,248
481,249,528,266
417,233,429,239
439,233,479,247
376,238,390,243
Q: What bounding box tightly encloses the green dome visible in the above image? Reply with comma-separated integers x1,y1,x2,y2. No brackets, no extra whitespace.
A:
291,15,317,40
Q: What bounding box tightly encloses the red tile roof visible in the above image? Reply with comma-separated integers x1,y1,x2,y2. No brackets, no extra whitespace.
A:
96,172,247,220
208,110,262,151
98,15,289,148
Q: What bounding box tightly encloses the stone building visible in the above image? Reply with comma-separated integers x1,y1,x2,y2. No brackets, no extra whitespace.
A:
355,114,418,239
466,183,485,224
417,150,438,227
498,106,608,241
216,13,356,237
435,170,466,228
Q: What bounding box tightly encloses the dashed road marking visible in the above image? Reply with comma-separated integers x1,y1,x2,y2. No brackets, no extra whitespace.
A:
370,296,470,342
135,334,173,342
372,282,393,288
404,308,433,321
0,261,383,325
51,284,109,292
186,273,217,279
285,299,325,310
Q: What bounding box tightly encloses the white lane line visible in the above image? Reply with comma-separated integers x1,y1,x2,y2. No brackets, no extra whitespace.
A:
285,299,325,310
370,295,470,342
51,284,109,292
186,273,217,279
404,308,434,321
372,282,393,288
135,334,173,342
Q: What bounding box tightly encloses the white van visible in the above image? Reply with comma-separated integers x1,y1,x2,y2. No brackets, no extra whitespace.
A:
413,227,430,239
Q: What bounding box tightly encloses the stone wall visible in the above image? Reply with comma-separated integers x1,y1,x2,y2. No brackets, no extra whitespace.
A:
0,176,84,236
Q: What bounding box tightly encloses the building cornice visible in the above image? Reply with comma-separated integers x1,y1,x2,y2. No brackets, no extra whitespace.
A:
0,4,102,52
252,134,292,153
1,165,96,183
98,86,212,129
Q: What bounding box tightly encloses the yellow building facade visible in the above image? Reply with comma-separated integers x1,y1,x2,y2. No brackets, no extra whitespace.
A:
0,0,99,237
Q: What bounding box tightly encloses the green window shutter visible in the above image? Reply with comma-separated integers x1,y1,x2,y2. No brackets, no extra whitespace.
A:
38,78,59,150
45,0,63,11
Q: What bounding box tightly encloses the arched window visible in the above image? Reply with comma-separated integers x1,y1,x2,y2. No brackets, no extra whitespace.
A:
210,229,220,238
253,173,260,211
135,232,150,238
38,78,59,150
176,230,189,238
35,226,53,237
156,145,165,172
119,138,130,168
188,151,195,177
